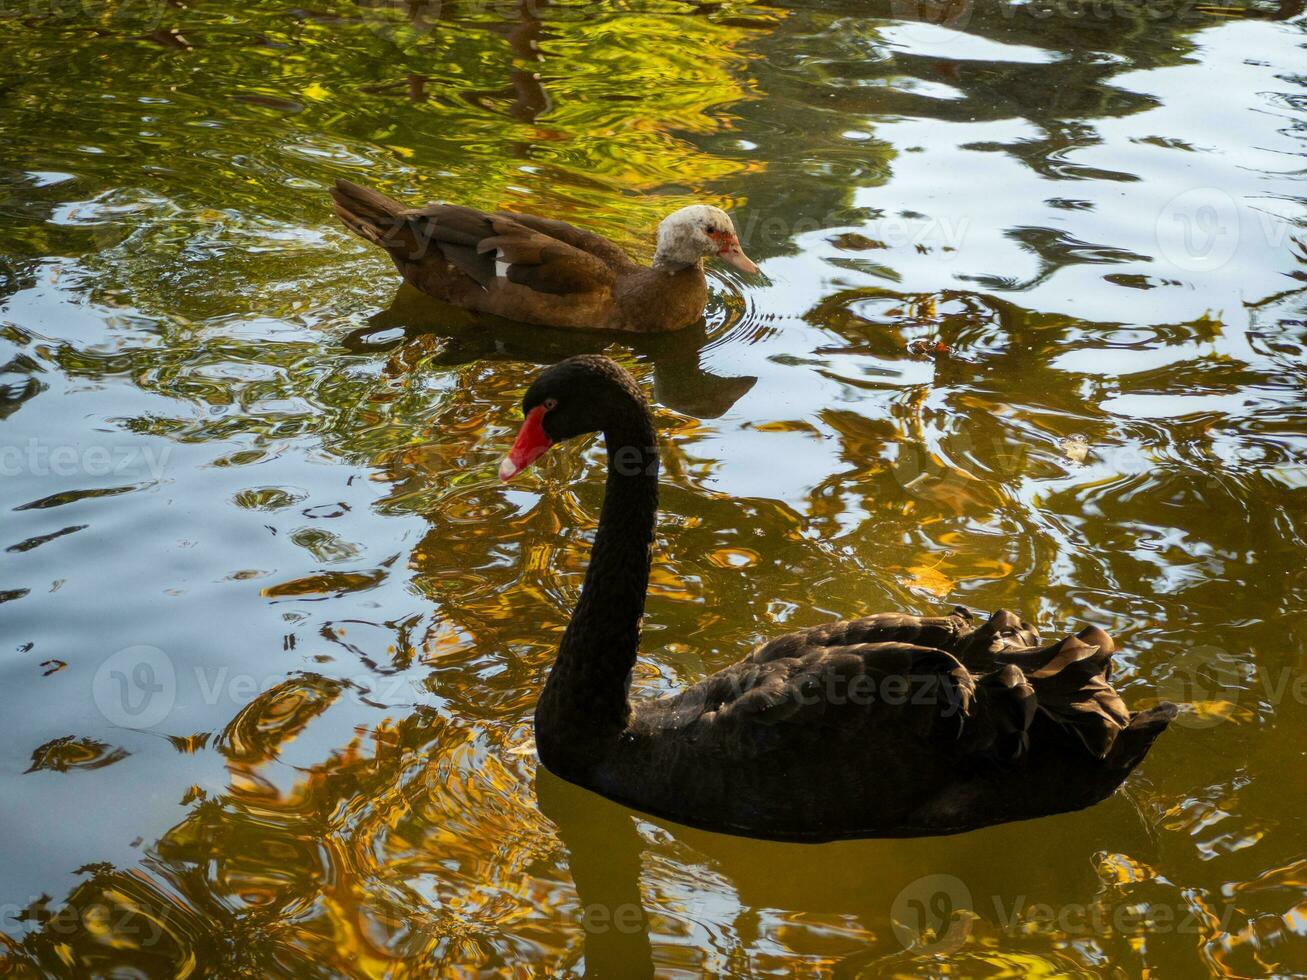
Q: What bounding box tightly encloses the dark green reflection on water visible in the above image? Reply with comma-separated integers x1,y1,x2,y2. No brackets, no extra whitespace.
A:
1,0,1305,975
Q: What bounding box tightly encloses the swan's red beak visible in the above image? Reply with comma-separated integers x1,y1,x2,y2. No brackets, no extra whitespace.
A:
499,404,553,481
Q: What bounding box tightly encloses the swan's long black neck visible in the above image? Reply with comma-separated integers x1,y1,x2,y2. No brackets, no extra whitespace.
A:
536,398,658,757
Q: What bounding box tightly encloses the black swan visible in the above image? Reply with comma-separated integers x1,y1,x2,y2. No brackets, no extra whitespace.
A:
331,180,758,333
500,355,1176,841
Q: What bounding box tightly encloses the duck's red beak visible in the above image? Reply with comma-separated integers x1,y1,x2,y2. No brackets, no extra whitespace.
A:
499,404,553,481
712,232,759,275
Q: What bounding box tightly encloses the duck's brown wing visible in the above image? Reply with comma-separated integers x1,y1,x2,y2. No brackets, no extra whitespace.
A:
330,180,616,298
403,205,618,296
493,211,638,271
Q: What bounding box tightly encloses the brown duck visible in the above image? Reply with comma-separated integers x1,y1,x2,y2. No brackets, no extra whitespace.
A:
499,355,1177,842
330,180,758,333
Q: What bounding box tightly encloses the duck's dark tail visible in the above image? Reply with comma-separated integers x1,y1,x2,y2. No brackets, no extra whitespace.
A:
331,179,424,260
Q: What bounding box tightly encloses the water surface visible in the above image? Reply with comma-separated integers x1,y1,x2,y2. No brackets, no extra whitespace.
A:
1,0,1305,975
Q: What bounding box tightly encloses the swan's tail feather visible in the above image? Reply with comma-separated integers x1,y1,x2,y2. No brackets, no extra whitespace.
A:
892,608,1174,773
1106,702,1178,771
974,664,1037,761
951,608,1042,666
993,627,1176,765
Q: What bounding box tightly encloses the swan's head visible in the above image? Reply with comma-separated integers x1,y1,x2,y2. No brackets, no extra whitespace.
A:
653,204,759,275
499,356,646,481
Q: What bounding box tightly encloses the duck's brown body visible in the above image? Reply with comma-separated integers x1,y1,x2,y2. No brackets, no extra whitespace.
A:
331,180,709,333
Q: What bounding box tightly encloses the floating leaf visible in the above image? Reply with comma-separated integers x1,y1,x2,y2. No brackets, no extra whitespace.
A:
900,564,956,598
1185,700,1255,725
1060,435,1091,464
707,548,759,569
827,232,887,251
506,739,536,757
261,569,387,599
25,737,129,773
906,338,954,358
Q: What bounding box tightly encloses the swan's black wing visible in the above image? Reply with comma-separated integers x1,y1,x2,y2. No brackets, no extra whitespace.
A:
745,607,1040,667
633,608,1165,768
614,607,1175,839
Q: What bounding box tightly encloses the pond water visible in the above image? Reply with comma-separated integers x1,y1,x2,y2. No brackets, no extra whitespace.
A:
1,0,1305,975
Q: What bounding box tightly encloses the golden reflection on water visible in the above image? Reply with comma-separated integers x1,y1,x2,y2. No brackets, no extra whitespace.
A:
1,0,1306,976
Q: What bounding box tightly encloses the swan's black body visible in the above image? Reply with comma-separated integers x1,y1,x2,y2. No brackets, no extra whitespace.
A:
515,356,1175,841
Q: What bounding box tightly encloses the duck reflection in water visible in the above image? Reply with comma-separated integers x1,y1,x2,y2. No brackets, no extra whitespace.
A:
341,283,757,420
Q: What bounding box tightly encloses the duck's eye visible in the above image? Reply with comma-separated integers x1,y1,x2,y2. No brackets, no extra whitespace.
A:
543,397,558,411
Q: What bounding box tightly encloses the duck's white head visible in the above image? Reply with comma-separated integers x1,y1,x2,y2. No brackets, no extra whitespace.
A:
652,204,759,275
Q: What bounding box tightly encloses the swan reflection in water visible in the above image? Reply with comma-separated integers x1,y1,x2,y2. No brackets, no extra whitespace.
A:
341,283,757,421
535,766,1168,977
